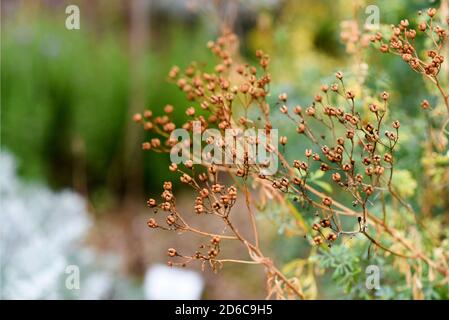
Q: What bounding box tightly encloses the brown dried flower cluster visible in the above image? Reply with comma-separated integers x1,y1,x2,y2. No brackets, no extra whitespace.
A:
135,31,306,299
134,16,449,298
273,72,401,246
371,8,449,115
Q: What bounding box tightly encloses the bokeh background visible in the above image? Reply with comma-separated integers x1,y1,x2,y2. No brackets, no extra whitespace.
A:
2,0,445,299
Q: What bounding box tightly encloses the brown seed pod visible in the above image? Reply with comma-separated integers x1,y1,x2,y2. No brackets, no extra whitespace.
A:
147,198,157,207
327,233,338,241
167,248,177,257
320,219,331,228
147,218,158,228
322,197,333,207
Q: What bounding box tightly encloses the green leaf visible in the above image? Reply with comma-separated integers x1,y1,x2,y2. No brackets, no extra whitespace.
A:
313,180,333,193
309,170,325,181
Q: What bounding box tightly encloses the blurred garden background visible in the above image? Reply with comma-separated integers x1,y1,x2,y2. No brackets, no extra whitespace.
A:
2,0,448,299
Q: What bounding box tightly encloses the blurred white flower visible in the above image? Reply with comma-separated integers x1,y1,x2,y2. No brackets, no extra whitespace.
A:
0,151,137,299
144,264,204,300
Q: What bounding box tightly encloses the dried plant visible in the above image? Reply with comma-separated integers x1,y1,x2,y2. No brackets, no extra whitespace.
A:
134,7,449,299
371,7,449,149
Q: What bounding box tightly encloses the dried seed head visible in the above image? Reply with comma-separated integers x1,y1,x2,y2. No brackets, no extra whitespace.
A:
365,166,374,176
305,149,312,157
151,138,161,148
166,215,176,225
418,22,427,32
385,131,396,141
322,197,333,207
180,173,192,184
402,53,412,62
236,168,245,177
144,122,154,131
164,104,174,114
332,172,341,182
320,219,331,228
400,19,409,28
279,93,288,101
220,195,230,205
280,105,288,114
384,153,393,163
195,204,204,214
365,123,374,133
313,236,323,245
337,137,345,145
421,100,430,109
374,166,385,175
345,91,355,99
167,248,177,257
392,120,400,129
335,71,344,80
294,105,302,114
164,122,176,132
144,110,153,118
185,160,194,169
363,185,374,196
321,145,330,154
296,123,306,134
427,8,436,18
169,163,178,172
186,107,195,116
306,106,316,116
142,142,151,150
133,113,143,122
211,236,221,245
147,218,158,228
240,83,250,93
406,29,416,39
208,248,218,257
208,165,217,174
198,173,208,182
147,198,157,207
195,196,203,206
293,160,301,169
200,188,209,198
327,233,337,241
228,186,237,197
168,65,179,79
161,202,171,211
280,136,288,145
350,115,360,125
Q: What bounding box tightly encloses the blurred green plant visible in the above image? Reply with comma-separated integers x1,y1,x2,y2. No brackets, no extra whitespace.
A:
2,10,216,204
